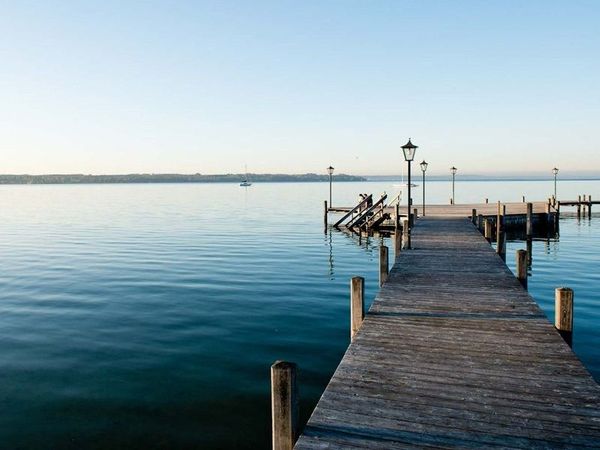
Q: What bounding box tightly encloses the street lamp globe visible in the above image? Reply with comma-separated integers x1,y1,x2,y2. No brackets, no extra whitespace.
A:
401,139,418,161
451,166,458,175
420,160,428,173
552,167,559,176
327,166,335,176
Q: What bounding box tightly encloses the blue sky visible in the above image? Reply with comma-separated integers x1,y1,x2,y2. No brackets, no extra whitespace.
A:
1,1,599,175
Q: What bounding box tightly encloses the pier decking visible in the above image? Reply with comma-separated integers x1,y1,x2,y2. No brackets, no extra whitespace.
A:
295,216,600,448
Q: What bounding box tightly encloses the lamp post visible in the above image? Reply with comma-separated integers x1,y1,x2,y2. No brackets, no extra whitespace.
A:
420,160,428,216
450,166,457,205
327,166,334,207
401,139,418,249
552,167,559,200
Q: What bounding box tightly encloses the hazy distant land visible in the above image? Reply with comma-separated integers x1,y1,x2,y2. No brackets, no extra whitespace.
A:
0,173,366,185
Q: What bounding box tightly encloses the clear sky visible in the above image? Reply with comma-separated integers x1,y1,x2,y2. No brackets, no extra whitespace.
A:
1,1,599,176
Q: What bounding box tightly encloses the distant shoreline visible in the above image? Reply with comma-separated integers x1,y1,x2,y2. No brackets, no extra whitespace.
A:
0,173,366,185
1,173,599,185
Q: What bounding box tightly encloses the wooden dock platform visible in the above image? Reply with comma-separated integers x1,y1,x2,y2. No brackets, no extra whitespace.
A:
295,217,600,449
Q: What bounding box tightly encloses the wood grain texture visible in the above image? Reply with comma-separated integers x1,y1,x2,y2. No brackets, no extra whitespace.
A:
272,361,298,450
295,217,600,449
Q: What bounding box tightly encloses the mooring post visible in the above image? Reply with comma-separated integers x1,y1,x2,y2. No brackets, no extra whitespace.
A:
485,198,489,204
413,208,418,224
379,246,389,287
516,250,528,289
522,195,525,203
478,214,484,232
496,203,506,260
555,287,574,347
484,219,493,242
526,202,533,238
526,238,533,267
545,200,552,228
471,208,477,225
402,219,409,249
496,201,502,240
324,200,328,229
271,361,298,450
350,276,365,340
394,228,402,257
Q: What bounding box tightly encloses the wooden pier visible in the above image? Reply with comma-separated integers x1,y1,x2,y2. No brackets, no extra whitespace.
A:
327,195,560,236
291,216,600,448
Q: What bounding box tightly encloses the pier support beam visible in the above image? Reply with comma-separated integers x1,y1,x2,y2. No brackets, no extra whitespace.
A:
471,208,477,225
555,287,574,347
516,250,528,289
271,361,298,450
589,195,592,219
496,203,506,260
379,246,389,286
526,202,533,238
350,277,365,340
484,219,493,242
323,200,328,230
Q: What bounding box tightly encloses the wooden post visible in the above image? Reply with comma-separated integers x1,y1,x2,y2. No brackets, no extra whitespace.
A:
478,214,484,231
485,198,489,204
516,249,527,289
522,195,525,203
496,201,502,240
402,219,409,249
484,219,493,242
350,277,365,340
271,361,298,450
471,208,477,225
526,238,533,267
394,228,402,256
577,195,581,219
496,202,505,258
395,203,400,231
379,246,389,286
555,287,574,347
497,231,506,261
589,195,592,219
583,195,587,215
324,200,328,229
526,202,533,238
413,208,418,224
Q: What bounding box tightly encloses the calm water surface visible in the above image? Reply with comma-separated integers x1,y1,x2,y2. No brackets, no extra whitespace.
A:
0,180,598,449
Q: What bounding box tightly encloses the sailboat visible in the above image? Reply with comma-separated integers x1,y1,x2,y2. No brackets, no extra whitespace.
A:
240,165,252,187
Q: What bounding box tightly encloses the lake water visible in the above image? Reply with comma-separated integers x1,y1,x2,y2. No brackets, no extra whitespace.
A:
0,179,598,449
